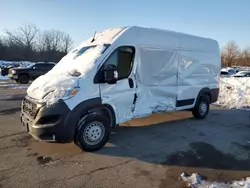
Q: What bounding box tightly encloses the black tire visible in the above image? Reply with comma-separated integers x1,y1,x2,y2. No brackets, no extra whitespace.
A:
75,113,110,152
192,95,210,119
18,74,29,84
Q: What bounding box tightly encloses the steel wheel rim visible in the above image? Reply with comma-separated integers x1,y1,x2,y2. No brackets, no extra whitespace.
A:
83,121,105,145
199,102,208,116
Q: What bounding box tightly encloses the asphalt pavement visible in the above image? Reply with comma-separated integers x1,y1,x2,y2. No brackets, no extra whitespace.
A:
0,90,250,188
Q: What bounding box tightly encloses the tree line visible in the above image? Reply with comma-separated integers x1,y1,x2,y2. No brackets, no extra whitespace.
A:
221,41,250,67
0,23,73,63
0,24,249,67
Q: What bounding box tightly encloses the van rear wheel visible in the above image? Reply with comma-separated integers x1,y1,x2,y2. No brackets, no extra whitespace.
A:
192,95,210,119
75,113,110,151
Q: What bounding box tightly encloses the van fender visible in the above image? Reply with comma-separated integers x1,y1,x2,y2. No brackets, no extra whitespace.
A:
63,97,117,141
196,88,212,104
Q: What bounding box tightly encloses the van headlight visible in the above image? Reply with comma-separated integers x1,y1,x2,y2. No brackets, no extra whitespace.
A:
43,87,80,105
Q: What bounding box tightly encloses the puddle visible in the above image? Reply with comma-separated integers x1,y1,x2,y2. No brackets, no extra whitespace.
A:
11,135,31,147
164,142,250,171
36,156,53,165
27,152,38,157
30,141,82,158
0,107,20,115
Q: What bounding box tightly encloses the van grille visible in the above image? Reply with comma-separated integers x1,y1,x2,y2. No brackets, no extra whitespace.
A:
22,98,38,118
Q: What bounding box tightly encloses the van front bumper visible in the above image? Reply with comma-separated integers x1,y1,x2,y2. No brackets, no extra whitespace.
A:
20,97,75,143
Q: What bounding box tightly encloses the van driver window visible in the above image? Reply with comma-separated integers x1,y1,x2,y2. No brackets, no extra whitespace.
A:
104,46,135,80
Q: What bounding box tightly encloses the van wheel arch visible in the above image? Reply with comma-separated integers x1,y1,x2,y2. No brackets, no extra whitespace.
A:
87,104,116,128
65,98,116,140
197,88,211,104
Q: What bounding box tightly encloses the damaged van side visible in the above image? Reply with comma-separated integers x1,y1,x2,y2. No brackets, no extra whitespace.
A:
20,26,221,151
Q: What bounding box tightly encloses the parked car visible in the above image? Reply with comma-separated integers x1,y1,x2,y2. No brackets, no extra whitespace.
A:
8,62,55,84
1,64,20,76
231,66,241,73
21,26,221,151
234,71,250,77
220,70,230,77
227,68,237,75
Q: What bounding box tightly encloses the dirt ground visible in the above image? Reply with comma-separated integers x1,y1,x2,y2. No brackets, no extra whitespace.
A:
0,87,250,188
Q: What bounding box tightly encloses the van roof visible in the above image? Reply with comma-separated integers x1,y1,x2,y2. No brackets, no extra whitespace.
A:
128,26,216,41
74,26,219,53
117,26,220,53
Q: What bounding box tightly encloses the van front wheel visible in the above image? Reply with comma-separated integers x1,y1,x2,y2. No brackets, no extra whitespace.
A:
192,95,210,119
75,113,110,152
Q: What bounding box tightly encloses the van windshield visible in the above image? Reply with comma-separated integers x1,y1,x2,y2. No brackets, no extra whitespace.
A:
74,44,110,56
48,44,110,76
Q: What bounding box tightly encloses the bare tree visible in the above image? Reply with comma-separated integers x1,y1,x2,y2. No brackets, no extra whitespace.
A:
62,33,73,53
4,23,39,50
241,47,250,67
40,30,72,53
1,23,73,62
223,41,240,67
0,36,6,60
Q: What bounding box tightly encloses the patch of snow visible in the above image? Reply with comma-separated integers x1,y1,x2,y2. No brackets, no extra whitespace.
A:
0,83,29,89
71,27,125,52
0,60,35,68
0,69,10,80
181,172,250,188
0,83,18,87
0,75,9,81
27,44,106,101
215,77,250,109
10,86,29,90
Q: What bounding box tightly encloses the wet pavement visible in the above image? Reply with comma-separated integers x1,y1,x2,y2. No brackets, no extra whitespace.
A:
0,89,250,188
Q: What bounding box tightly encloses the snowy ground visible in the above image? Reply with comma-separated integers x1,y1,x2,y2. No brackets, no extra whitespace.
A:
0,60,34,68
0,80,30,90
0,75,9,81
215,77,250,110
181,172,250,188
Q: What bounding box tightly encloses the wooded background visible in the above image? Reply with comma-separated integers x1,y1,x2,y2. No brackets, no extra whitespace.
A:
221,41,250,67
0,24,250,67
0,24,73,63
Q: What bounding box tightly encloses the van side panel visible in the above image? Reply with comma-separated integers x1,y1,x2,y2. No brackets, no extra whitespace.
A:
176,48,220,110
133,46,179,117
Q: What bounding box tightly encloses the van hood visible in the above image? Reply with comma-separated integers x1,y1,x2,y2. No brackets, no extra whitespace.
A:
27,44,106,101
27,73,78,100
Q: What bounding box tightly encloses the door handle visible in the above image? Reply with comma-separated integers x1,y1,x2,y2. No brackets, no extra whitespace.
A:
128,78,134,88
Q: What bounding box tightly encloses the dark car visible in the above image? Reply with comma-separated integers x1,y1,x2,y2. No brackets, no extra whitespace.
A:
1,64,20,76
220,70,230,77
8,63,55,84
234,71,250,78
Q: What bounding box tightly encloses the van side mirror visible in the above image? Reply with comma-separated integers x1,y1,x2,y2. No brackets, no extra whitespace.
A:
103,64,118,84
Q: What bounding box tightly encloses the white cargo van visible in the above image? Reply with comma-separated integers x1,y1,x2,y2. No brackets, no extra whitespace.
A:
21,26,221,151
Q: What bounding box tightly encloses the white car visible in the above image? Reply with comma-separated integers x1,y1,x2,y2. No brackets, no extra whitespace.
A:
234,71,250,77
220,68,236,77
